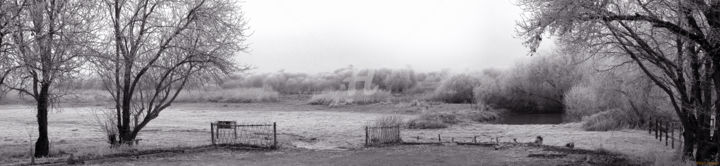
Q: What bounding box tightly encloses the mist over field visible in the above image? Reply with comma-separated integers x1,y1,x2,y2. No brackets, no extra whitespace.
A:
1,0,719,165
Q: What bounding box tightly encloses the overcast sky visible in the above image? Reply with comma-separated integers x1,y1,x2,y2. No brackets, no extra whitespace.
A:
238,0,548,74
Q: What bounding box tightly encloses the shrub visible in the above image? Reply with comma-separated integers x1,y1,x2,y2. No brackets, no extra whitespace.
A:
307,89,391,106
263,73,289,93
564,85,605,121
383,69,416,93
91,108,118,145
474,53,582,114
432,74,480,103
242,74,268,88
175,88,280,103
406,113,459,129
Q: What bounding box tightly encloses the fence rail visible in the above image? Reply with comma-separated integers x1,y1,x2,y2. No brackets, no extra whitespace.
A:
365,125,401,146
210,121,277,149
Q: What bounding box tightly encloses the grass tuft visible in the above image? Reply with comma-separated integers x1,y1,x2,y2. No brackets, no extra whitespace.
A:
370,116,404,127
581,109,636,131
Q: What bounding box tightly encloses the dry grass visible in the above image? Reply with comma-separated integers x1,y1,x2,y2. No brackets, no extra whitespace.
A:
467,110,501,123
407,113,459,129
0,102,678,164
0,104,414,164
581,109,639,131
0,90,113,104
175,88,280,103
307,89,392,106
406,107,501,129
639,147,694,166
370,116,405,127
61,90,113,104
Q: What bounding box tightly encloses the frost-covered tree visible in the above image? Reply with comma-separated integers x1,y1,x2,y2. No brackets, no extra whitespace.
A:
517,0,720,161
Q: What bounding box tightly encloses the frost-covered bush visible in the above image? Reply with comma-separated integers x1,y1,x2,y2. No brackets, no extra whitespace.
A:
432,74,480,103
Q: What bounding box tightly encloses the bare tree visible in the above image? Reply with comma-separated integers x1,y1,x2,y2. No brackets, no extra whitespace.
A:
2,0,100,157
517,0,720,161
93,0,248,144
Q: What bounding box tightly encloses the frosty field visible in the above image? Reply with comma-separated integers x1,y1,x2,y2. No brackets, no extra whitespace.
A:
0,101,677,165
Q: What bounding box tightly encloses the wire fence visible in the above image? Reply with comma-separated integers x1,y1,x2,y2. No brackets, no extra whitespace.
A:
403,134,505,145
365,125,401,146
647,117,683,149
210,121,277,148
364,125,513,147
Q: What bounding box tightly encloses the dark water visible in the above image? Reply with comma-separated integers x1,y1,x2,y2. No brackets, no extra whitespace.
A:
497,111,564,124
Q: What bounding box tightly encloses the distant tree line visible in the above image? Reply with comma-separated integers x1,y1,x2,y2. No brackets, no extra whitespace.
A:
218,67,443,95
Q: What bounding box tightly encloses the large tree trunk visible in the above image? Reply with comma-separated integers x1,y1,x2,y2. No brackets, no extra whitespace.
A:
683,110,697,158
34,84,50,157
683,129,696,159
119,64,134,144
695,112,715,162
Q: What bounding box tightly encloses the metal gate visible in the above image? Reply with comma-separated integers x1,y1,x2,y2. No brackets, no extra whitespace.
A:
211,121,277,148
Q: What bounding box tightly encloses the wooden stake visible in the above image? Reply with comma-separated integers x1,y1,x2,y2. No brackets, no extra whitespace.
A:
365,126,369,146
273,122,277,149
211,123,215,145
665,121,669,146
655,119,659,140
648,117,652,134
671,123,674,149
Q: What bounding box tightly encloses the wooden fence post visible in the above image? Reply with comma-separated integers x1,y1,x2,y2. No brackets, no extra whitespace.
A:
234,124,238,140
665,121,669,146
660,120,664,142
273,122,277,149
211,123,215,145
671,123,674,149
653,119,657,139
655,119,659,140
648,117,652,134
216,123,221,144
365,126,369,146
396,126,401,142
